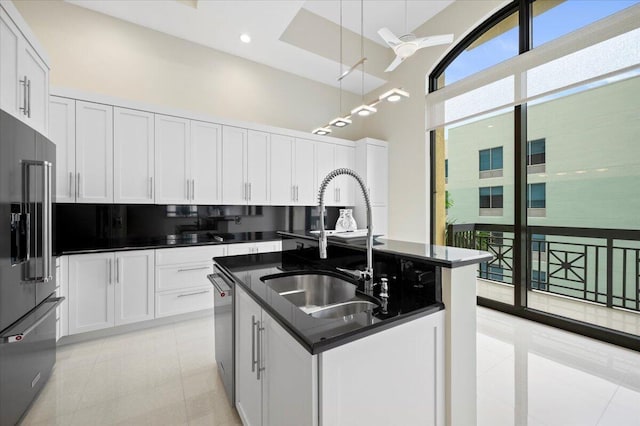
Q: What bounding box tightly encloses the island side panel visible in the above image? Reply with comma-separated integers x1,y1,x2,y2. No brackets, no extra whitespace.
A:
319,310,445,426
441,265,477,426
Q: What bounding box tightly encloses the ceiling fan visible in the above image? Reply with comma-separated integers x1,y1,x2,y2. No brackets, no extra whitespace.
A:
378,1,454,72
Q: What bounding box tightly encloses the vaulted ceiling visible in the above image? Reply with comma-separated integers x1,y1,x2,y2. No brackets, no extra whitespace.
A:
65,0,455,94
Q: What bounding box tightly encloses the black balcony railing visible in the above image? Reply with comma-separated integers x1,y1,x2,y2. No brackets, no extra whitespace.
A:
447,223,640,312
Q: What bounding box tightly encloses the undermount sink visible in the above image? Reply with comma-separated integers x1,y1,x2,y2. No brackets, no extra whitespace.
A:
308,300,377,319
260,271,378,318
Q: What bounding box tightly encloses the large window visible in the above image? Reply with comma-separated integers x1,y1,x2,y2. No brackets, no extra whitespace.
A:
430,0,640,349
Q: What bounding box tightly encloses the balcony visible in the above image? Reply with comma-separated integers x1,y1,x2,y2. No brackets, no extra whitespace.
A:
447,223,640,336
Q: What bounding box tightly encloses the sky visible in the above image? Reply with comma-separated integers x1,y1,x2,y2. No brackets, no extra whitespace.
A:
444,0,639,85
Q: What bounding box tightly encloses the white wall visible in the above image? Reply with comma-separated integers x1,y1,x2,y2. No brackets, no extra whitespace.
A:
13,0,365,140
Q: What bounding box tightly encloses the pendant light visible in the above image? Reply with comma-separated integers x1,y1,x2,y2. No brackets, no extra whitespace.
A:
351,0,377,118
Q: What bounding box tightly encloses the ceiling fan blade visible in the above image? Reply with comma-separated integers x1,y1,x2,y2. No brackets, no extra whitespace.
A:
415,34,454,49
378,27,402,47
384,55,404,73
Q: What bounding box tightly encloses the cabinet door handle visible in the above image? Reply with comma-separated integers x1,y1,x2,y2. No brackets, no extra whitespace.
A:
257,321,265,380
116,258,120,283
249,182,252,202
177,266,210,272
296,185,299,202
251,315,257,373
243,182,247,201
77,173,81,198
186,179,190,200
69,172,73,198
19,76,27,115
177,290,209,298
108,258,112,285
26,79,31,118
191,179,195,201
292,185,295,202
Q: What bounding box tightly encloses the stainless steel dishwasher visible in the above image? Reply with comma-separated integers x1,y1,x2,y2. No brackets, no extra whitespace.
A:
208,265,234,405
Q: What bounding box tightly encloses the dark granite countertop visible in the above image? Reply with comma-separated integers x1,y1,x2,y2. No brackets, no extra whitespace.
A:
55,231,282,256
278,230,493,268
214,250,444,354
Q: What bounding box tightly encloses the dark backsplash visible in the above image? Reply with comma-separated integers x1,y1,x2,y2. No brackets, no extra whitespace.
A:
54,204,343,254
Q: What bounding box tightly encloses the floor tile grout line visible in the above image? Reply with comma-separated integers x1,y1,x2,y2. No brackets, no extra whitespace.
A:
594,385,620,426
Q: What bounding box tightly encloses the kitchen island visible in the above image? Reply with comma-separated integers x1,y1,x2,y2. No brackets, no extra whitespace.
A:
214,231,492,426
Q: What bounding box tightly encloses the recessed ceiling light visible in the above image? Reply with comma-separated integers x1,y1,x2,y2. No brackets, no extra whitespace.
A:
240,33,251,43
379,88,409,103
351,105,377,117
576,170,587,174
329,117,352,128
596,168,608,172
312,127,332,136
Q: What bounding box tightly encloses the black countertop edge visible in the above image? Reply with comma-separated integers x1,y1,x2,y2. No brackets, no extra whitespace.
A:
216,260,445,355
56,232,282,256
277,231,494,269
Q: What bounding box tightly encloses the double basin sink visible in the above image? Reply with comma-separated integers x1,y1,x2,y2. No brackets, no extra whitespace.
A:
260,271,379,320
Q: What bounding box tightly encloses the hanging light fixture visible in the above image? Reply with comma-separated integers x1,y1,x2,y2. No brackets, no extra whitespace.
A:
351,0,377,118
328,0,351,129
312,127,332,135
310,0,409,135
379,88,410,103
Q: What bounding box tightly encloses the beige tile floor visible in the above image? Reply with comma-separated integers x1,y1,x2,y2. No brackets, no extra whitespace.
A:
20,315,241,426
20,308,640,426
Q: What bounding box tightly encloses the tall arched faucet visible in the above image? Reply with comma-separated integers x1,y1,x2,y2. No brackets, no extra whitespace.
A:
317,168,374,292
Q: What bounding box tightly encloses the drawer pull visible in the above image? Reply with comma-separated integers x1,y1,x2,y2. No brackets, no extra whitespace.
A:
177,266,210,272
177,290,209,298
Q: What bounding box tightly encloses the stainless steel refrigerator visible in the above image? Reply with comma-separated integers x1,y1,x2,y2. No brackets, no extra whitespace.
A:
0,109,63,425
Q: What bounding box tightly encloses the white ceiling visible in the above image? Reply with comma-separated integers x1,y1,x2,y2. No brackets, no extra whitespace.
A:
65,0,455,94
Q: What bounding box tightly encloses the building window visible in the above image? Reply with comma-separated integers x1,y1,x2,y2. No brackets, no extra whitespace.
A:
480,264,505,282
527,183,546,208
479,186,503,216
531,270,547,290
531,233,546,253
479,147,503,178
528,139,546,173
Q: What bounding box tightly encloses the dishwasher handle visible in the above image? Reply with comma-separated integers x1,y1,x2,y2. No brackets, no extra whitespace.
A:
208,273,232,297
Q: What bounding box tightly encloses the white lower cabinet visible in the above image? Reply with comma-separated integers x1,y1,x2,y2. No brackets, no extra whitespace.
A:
154,245,226,318
55,256,69,341
235,286,444,426
68,250,154,335
235,286,318,426
226,241,282,256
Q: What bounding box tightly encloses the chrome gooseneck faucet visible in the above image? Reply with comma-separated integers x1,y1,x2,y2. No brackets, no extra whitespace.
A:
317,168,374,291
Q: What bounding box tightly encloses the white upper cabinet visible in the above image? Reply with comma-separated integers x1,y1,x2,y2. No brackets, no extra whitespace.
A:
0,7,20,118
270,136,316,206
76,101,113,203
354,138,389,235
333,144,355,206
270,134,294,206
0,2,49,135
246,130,270,205
19,41,48,134
293,139,316,206
222,126,270,205
114,107,155,204
191,120,222,205
315,142,355,207
155,114,190,204
49,96,76,202
222,126,247,205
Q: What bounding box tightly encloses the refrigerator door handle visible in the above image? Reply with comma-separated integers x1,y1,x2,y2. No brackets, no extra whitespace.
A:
1,297,65,344
43,161,52,282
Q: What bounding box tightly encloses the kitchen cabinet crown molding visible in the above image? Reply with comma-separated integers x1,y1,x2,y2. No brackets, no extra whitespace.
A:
50,86,358,148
